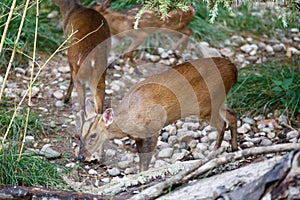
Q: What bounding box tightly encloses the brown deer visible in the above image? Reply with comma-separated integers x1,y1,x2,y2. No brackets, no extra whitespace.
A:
91,0,195,66
53,0,110,114
77,57,238,171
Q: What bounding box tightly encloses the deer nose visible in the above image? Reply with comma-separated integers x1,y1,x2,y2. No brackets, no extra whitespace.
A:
78,154,85,161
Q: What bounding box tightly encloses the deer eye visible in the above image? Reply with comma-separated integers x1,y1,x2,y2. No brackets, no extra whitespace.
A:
88,133,97,144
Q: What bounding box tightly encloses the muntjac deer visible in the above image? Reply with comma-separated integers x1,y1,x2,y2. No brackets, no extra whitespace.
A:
53,0,110,113
78,57,238,172
91,0,195,66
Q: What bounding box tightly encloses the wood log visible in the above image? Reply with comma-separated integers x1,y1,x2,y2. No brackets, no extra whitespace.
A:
0,184,106,200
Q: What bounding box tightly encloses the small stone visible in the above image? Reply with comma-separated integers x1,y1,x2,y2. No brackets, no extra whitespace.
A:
101,178,110,184
105,89,113,94
290,28,299,33
286,130,299,140
237,123,251,134
249,50,257,56
293,37,300,42
208,131,218,141
25,136,35,145
161,131,169,141
55,100,64,107
124,167,136,175
192,151,205,159
113,139,123,145
273,44,285,52
53,90,64,100
88,169,98,175
188,140,198,149
154,160,169,168
105,149,117,157
241,44,253,53
178,132,193,143
267,132,276,139
200,136,209,143
58,66,70,73
65,162,76,168
107,167,121,177
241,141,254,148
258,42,266,49
150,55,160,62
168,136,178,145
15,67,26,74
257,124,266,130
220,47,234,57
242,117,255,125
157,147,174,158
40,144,61,159
169,126,177,135
260,138,272,146
196,143,208,151
157,47,165,54
172,152,185,161
160,52,169,59
265,45,274,53
261,127,272,134
118,161,132,169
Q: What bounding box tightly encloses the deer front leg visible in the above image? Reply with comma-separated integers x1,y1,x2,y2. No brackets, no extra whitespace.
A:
64,63,75,103
75,80,86,113
94,71,106,114
135,134,158,172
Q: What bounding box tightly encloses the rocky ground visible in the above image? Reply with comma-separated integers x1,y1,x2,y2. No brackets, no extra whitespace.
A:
0,25,299,197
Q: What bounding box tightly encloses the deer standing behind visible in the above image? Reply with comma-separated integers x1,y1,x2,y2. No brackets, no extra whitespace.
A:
78,57,238,171
91,0,195,66
53,0,110,114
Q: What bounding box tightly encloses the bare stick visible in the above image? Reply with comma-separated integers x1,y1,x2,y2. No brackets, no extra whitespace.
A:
0,0,31,100
18,0,39,162
129,143,300,200
0,0,17,56
0,32,75,153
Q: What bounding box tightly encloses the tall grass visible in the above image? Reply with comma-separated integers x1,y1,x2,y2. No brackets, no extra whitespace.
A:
0,0,62,68
228,58,300,120
0,103,66,189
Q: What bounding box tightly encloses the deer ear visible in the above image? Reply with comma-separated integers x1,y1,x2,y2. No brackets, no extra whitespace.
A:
85,99,95,118
101,108,114,126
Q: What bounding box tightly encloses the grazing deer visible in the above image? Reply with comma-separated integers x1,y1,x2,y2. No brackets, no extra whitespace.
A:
91,0,195,66
53,0,110,114
77,57,238,171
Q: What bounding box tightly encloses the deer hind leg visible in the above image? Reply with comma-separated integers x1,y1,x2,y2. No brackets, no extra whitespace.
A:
64,62,75,103
135,134,158,172
213,107,238,151
225,107,238,151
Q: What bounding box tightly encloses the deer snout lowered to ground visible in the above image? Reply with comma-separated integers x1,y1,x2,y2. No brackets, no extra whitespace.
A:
91,0,195,66
53,0,111,114
77,57,239,172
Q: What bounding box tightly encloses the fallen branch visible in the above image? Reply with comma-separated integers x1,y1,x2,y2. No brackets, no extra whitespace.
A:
0,184,106,200
130,143,300,200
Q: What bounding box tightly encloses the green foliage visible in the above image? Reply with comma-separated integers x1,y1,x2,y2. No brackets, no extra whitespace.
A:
0,102,66,188
0,0,62,68
228,58,300,119
0,152,67,189
0,101,47,140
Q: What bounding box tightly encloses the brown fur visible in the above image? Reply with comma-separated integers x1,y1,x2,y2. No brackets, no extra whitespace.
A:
91,0,195,66
79,57,238,171
53,0,110,113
